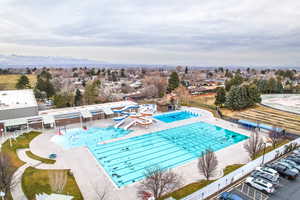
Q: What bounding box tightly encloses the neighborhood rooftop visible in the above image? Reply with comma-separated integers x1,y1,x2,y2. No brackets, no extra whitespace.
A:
0,89,37,110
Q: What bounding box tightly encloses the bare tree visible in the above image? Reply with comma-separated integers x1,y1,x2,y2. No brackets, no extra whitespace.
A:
95,188,107,200
48,170,67,193
197,149,218,180
244,131,264,160
137,167,182,199
0,153,18,199
173,85,191,105
268,127,283,149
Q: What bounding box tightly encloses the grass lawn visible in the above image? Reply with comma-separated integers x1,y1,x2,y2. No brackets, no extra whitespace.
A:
25,150,56,164
22,167,83,200
1,131,41,200
223,164,244,176
1,131,41,169
0,74,37,90
254,139,290,160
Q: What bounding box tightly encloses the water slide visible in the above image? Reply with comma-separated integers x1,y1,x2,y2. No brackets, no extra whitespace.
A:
135,117,153,126
113,105,139,113
114,119,125,129
112,105,139,122
124,121,136,130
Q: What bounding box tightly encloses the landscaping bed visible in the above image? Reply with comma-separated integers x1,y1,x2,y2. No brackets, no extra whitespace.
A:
1,131,41,200
22,167,83,200
25,150,56,164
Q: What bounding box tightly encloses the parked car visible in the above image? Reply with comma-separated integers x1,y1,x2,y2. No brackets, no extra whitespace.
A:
292,149,300,155
245,177,275,194
265,163,298,180
290,153,300,158
250,171,280,186
280,159,300,171
286,156,300,164
276,161,300,173
219,192,245,200
256,167,279,178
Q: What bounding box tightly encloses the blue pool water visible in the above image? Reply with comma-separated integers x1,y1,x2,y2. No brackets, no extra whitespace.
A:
51,127,131,149
89,122,248,187
153,110,199,123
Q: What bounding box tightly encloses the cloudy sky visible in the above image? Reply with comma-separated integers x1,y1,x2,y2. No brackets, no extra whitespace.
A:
1,0,300,66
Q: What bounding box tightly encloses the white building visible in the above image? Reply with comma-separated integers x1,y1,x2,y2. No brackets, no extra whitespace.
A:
0,89,38,120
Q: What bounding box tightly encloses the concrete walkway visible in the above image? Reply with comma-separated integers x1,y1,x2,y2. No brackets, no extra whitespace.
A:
10,148,71,200
11,163,30,200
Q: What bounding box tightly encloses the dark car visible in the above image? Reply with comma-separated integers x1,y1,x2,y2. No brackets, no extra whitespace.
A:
250,171,280,186
286,156,300,165
220,192,244,200
265,163,298,180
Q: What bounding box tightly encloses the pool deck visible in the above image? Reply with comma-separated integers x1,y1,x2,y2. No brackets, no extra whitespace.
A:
27,107,268,200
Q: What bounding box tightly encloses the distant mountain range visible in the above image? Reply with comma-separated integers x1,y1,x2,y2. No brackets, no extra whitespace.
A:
0,54,108,68
0,54,298,70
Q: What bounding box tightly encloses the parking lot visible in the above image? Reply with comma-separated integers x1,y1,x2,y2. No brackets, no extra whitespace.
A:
216,170,300,200
269,175,300,200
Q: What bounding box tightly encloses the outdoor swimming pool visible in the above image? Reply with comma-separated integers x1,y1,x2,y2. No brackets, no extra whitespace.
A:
51,127,131,149
153,110,200,123
89,122,248,187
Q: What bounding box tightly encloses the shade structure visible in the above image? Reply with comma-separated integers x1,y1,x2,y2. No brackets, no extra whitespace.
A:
4,117,27,127
102,107,114,115
42,115,55,125
81,110,92,118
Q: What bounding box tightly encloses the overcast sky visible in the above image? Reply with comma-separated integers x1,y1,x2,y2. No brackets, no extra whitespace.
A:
1,0,300,66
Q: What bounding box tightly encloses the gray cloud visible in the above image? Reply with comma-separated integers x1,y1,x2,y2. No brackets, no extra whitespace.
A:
0,0,300,65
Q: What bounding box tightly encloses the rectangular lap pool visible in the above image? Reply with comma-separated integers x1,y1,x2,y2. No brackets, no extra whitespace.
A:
89,122,248,187
153,110,199,123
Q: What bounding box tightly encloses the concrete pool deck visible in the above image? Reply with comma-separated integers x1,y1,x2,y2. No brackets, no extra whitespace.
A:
27,108,265,200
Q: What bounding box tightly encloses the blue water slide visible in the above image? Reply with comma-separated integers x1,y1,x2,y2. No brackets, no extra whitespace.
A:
113,105,140,113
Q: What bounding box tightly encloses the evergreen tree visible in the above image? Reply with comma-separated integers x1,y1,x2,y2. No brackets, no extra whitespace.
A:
225,73,243,91
16,75,30,89
225,86,242,110
35,71,55,98
74,89,82,106
120,68,126,77
246,84,261,105
225,84,261,110
185,66,188,74
214,87,226,106
53,93,74,108
167,72,180,92
267,78,277,93
257,79,269,93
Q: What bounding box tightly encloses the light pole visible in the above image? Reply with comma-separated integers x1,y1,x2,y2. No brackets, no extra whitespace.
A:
261,142,267,166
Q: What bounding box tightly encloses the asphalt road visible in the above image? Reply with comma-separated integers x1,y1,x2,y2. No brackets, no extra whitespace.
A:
269,176,300,200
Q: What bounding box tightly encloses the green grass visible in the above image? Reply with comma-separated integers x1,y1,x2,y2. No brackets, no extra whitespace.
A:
1,131,41,200
223,164,244,176
0,74,37,90
254,139,290,160
25,151,56,164
1,131,41,169
161,163,245,200
22,167,83,200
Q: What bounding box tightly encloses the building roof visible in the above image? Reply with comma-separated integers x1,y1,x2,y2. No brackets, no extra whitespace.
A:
1,100,137,127
38,101,137,117
0,89,37,110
